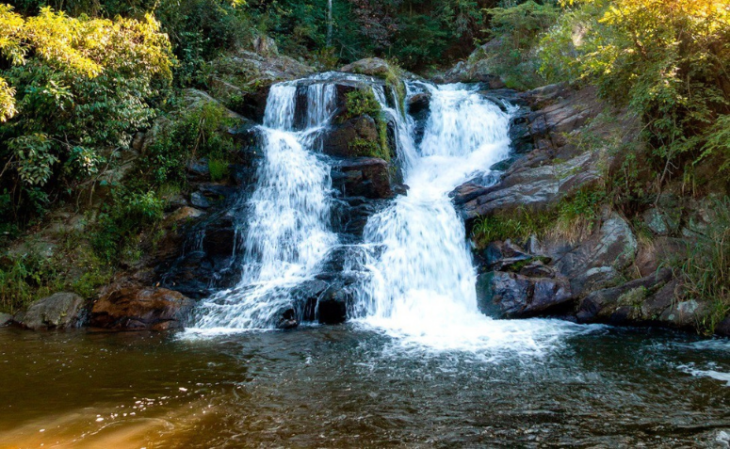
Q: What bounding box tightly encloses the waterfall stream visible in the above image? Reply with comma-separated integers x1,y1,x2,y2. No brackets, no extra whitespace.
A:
191,76,587,354
193,82,338,331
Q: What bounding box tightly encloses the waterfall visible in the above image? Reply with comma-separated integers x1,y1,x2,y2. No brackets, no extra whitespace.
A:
192,82,338,331
190,75,580,353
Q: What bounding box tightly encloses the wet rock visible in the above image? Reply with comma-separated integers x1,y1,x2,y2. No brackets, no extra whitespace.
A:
190,192,211,209
576,269,673,324
317,286,353,325
274,306,298,330
660,300,708,329
0,313,11,326
331,158,393,199
715,316,730,337
407,93,430,116
322,116,380,158
16,292,86,330
291,279,330,322
477,270,572,318
91,286,194,331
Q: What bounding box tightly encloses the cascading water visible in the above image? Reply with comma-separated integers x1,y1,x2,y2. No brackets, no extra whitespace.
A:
191,75,591,354
352,83,586,353
193,82,338,331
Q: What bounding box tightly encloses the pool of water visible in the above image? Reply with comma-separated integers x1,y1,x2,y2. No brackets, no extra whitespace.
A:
2,324,730,448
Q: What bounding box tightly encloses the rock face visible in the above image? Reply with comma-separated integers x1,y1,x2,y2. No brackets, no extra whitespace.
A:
452,86,621,221
478,270,572,318
476,241,573,318
341,58,393,78
538,211,638,298
208,49,316,122
576,269,674,324
322,115,380,158
91,285,195,331
331,158,393,199
14,293,86,330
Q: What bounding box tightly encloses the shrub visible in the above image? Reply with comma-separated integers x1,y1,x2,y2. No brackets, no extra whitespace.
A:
0,5,173,227
680,196,730,334
480,1,560,89
540,0,730,193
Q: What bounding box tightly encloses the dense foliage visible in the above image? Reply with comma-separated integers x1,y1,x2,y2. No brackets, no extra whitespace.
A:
0,5,173,226
540,0,730,199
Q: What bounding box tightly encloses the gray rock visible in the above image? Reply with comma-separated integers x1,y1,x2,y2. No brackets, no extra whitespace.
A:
341,58,393,78
253,35,278,57
317,286,352,324
643,208,669,236
576,269,673,323
19,292,86,330
455,150,603,220
190,192,211,209
538,211,638,297
660,299,707,328
331,157,393,199
477,270,572,318
0,313,12,326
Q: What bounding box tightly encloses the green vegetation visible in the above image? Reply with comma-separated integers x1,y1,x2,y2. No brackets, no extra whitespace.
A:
471,186,605,247
479,1,559,90
681,197,730,334
343,89,391,161
539,0,730,199
0,232,112,313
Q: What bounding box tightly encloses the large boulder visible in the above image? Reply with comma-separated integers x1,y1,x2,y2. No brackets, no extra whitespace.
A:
208,49,316,122
91,285,195,331
453,150,605,220
15,292,86,330
341,58,393,78
0,313,12,326
331,158,393,199
538,211,638,297
477,267,572,318
322,116,381,158
576,269,673,324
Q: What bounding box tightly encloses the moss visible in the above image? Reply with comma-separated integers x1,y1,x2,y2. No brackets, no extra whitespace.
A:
617,287,648,308
208,159,230,181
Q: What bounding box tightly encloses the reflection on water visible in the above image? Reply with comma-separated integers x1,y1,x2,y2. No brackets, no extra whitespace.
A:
1,325,730,448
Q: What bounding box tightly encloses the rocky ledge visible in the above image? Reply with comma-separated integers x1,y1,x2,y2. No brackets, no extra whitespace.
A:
461,83,730,337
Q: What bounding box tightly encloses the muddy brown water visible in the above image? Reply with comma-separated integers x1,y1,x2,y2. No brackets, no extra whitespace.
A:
1,324,730,448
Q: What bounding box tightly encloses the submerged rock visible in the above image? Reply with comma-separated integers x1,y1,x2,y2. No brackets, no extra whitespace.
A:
15,292,86,330
91,286,194,331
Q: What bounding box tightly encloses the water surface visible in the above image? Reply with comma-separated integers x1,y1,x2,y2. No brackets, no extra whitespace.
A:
2,325,730,448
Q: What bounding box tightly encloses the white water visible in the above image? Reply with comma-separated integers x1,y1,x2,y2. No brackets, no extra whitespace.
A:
191,77,594,354
193,83,338,331
353,83,591,354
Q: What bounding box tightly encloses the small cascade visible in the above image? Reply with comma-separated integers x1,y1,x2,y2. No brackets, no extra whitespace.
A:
193,81,338,330
352,84,576,352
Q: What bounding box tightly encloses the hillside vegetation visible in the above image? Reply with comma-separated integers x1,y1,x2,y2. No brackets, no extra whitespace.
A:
0,0,728,326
